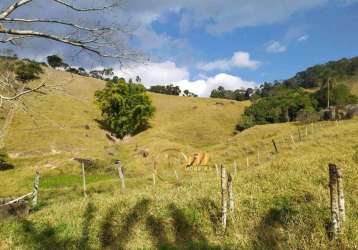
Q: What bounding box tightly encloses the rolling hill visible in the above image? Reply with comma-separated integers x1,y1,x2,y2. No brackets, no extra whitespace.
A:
0,65,357,249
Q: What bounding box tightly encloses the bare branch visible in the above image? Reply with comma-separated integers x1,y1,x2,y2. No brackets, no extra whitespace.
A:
0,81,46,101
0,0,33,19
52,0,118,12
2,18,118,33
0,28,121,58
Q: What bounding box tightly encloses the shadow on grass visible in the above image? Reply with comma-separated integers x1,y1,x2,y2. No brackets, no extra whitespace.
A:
145,203,223,250
78,202,96,249
99,198,151,249
198,198,221,233
94,119,151,139
17,202,96,250
253,199,298,250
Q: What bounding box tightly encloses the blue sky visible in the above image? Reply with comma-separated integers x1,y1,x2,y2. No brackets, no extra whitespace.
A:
2,0,357,96
115,0,358,96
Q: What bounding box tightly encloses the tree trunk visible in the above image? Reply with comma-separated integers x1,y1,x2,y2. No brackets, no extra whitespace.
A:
117,163,125,190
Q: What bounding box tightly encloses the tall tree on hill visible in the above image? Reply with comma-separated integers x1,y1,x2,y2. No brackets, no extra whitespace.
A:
0,0,139,104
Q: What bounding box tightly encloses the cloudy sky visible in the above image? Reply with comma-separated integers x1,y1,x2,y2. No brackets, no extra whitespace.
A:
2,0,358,96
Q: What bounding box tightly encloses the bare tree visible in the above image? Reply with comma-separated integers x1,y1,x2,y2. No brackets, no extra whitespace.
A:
0,0,138,103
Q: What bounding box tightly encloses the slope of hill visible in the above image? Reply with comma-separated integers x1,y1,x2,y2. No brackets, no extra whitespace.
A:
0,67,357,249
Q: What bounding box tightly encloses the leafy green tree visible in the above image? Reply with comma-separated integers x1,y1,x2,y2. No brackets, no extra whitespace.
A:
95,80,155,139
47,55,64,68
15,61,43,82
314,83,357,108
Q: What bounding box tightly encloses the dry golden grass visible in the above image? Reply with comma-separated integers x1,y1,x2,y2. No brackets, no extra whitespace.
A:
0,67,357,249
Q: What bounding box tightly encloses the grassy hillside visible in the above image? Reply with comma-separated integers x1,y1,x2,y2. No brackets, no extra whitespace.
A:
0,67,357,249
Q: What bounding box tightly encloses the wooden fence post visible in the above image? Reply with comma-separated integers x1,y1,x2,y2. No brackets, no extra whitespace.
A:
220,165,227,230
215,164,219,177
305,125,308,136
311,123,314,134
298,127,302,141
82,162,87,197
336,166,345,224
328,164,339,239
227,172,234,213
272,139,278,154
152,160,157,186
246,156,249,168
32,171,40,207
115,160,125,190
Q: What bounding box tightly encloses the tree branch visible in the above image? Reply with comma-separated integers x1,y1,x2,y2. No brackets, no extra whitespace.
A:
0,28,120,58
52,0,118,12
0,0,33,19
0,82,46,101
2,17,117,32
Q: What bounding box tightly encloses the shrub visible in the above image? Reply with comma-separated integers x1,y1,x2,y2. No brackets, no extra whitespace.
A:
0,150,14,171
15,61,43,82
47,54,64,68
149,84,181,96
95,79,155,139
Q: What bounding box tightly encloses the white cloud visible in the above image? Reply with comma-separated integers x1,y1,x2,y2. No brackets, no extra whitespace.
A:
197,51,260,71
116,61,255,97
117,61,189,84
176,73,255,97
297,34,309,42
265,41,287,53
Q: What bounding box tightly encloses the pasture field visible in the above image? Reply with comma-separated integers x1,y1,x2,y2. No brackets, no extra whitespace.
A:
0,68,357,249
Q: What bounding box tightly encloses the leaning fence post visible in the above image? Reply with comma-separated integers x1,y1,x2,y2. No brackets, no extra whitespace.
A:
32,171,40,207
227,172,234,213
290,134,296,145
115,160,125,190
82,162,87,197
220,165,227,230
328,164,339,239
272,139,278,154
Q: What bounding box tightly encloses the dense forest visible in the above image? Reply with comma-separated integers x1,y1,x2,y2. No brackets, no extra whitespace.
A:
235,57,358,131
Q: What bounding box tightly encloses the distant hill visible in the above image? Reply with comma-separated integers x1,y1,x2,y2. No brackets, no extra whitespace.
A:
286,56,358,91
